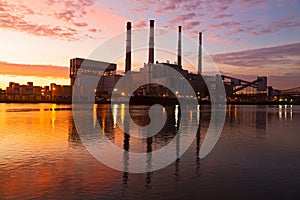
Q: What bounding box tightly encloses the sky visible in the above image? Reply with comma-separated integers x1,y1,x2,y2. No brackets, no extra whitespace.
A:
0,0,299,89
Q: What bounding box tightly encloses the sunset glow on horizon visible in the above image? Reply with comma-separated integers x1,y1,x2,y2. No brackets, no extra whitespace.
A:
0,0,299,90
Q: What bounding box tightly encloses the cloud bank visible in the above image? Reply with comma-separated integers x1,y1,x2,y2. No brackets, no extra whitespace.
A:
0,61,69,78
210,43,300,68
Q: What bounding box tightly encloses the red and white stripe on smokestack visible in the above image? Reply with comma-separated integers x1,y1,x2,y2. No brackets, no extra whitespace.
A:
148,20,155,64
125,22,132,73
198,32,202,75
177,26,182,67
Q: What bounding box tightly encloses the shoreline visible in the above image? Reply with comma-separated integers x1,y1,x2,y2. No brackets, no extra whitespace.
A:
0,100,298,105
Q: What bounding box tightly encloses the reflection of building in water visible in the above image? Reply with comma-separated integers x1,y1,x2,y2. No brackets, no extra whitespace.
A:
195,105,201,176
96,104,180,154
145,126,153,189
255,105,267,135
227,105,270,136
278,105,293,121
68,118,82,146
195,124,201,176
69,104,205,189
123,117,130,186
96,104,115,141
227,104,236,126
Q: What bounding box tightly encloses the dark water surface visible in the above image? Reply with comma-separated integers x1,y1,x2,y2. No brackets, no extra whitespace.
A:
0,103,299,199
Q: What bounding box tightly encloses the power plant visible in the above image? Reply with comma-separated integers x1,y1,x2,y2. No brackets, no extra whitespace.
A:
70,20,209,104
0,20,298,104
2,20,296,104
68,19,299,104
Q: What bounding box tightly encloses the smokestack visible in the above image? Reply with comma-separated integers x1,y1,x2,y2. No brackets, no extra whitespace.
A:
125,22,132,73
148,20,155,64
198,32,202,75
177,26,182,67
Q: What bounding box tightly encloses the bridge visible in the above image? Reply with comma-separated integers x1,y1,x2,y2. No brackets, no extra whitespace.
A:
281,87,300,96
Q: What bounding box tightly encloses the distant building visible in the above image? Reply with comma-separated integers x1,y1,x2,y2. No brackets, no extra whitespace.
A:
1,81,71,102
42,86,51,100
5,82,42,101
50,83,71,101
0,89,6,100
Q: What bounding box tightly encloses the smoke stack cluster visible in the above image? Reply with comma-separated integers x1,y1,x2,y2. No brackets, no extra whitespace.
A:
148,20,155,64
124,20,203,76
125,22,132,73
177,26,182,67
198,32,202,75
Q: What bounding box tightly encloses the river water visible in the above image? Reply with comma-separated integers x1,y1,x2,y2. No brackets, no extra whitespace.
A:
0,103,299,199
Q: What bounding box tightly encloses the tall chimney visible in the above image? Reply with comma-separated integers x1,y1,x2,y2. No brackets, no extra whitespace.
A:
125,22,132,73
198,32,202,75
148,20,155,64
177,26,182,67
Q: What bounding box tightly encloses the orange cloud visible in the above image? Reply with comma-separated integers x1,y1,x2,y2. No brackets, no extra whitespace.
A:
0,61,69,78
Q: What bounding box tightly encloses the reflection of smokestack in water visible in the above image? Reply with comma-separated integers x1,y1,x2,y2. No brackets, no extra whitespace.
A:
177,26,182,67
148,20,154,64
125,22,132,73
198,32,202,75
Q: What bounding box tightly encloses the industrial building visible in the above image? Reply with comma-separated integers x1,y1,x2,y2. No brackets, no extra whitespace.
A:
69,20,209,103
70,57,121,101
67,20,299,104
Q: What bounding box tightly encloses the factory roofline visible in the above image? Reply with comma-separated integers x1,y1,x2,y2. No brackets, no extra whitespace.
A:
70,57,116,71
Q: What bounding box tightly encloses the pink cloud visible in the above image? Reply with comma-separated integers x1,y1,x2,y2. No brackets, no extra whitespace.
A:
206,35,231,44
73,22,88,27
209,21,241,30
0,0,95,40
0,11,81,41
135,20,147,28
169,13,198,25
54,10,76,22
242,14,300,36
0,0,127,41
213,13,233,19
210,43,300,67
185,21,200,30
262,14,300,33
